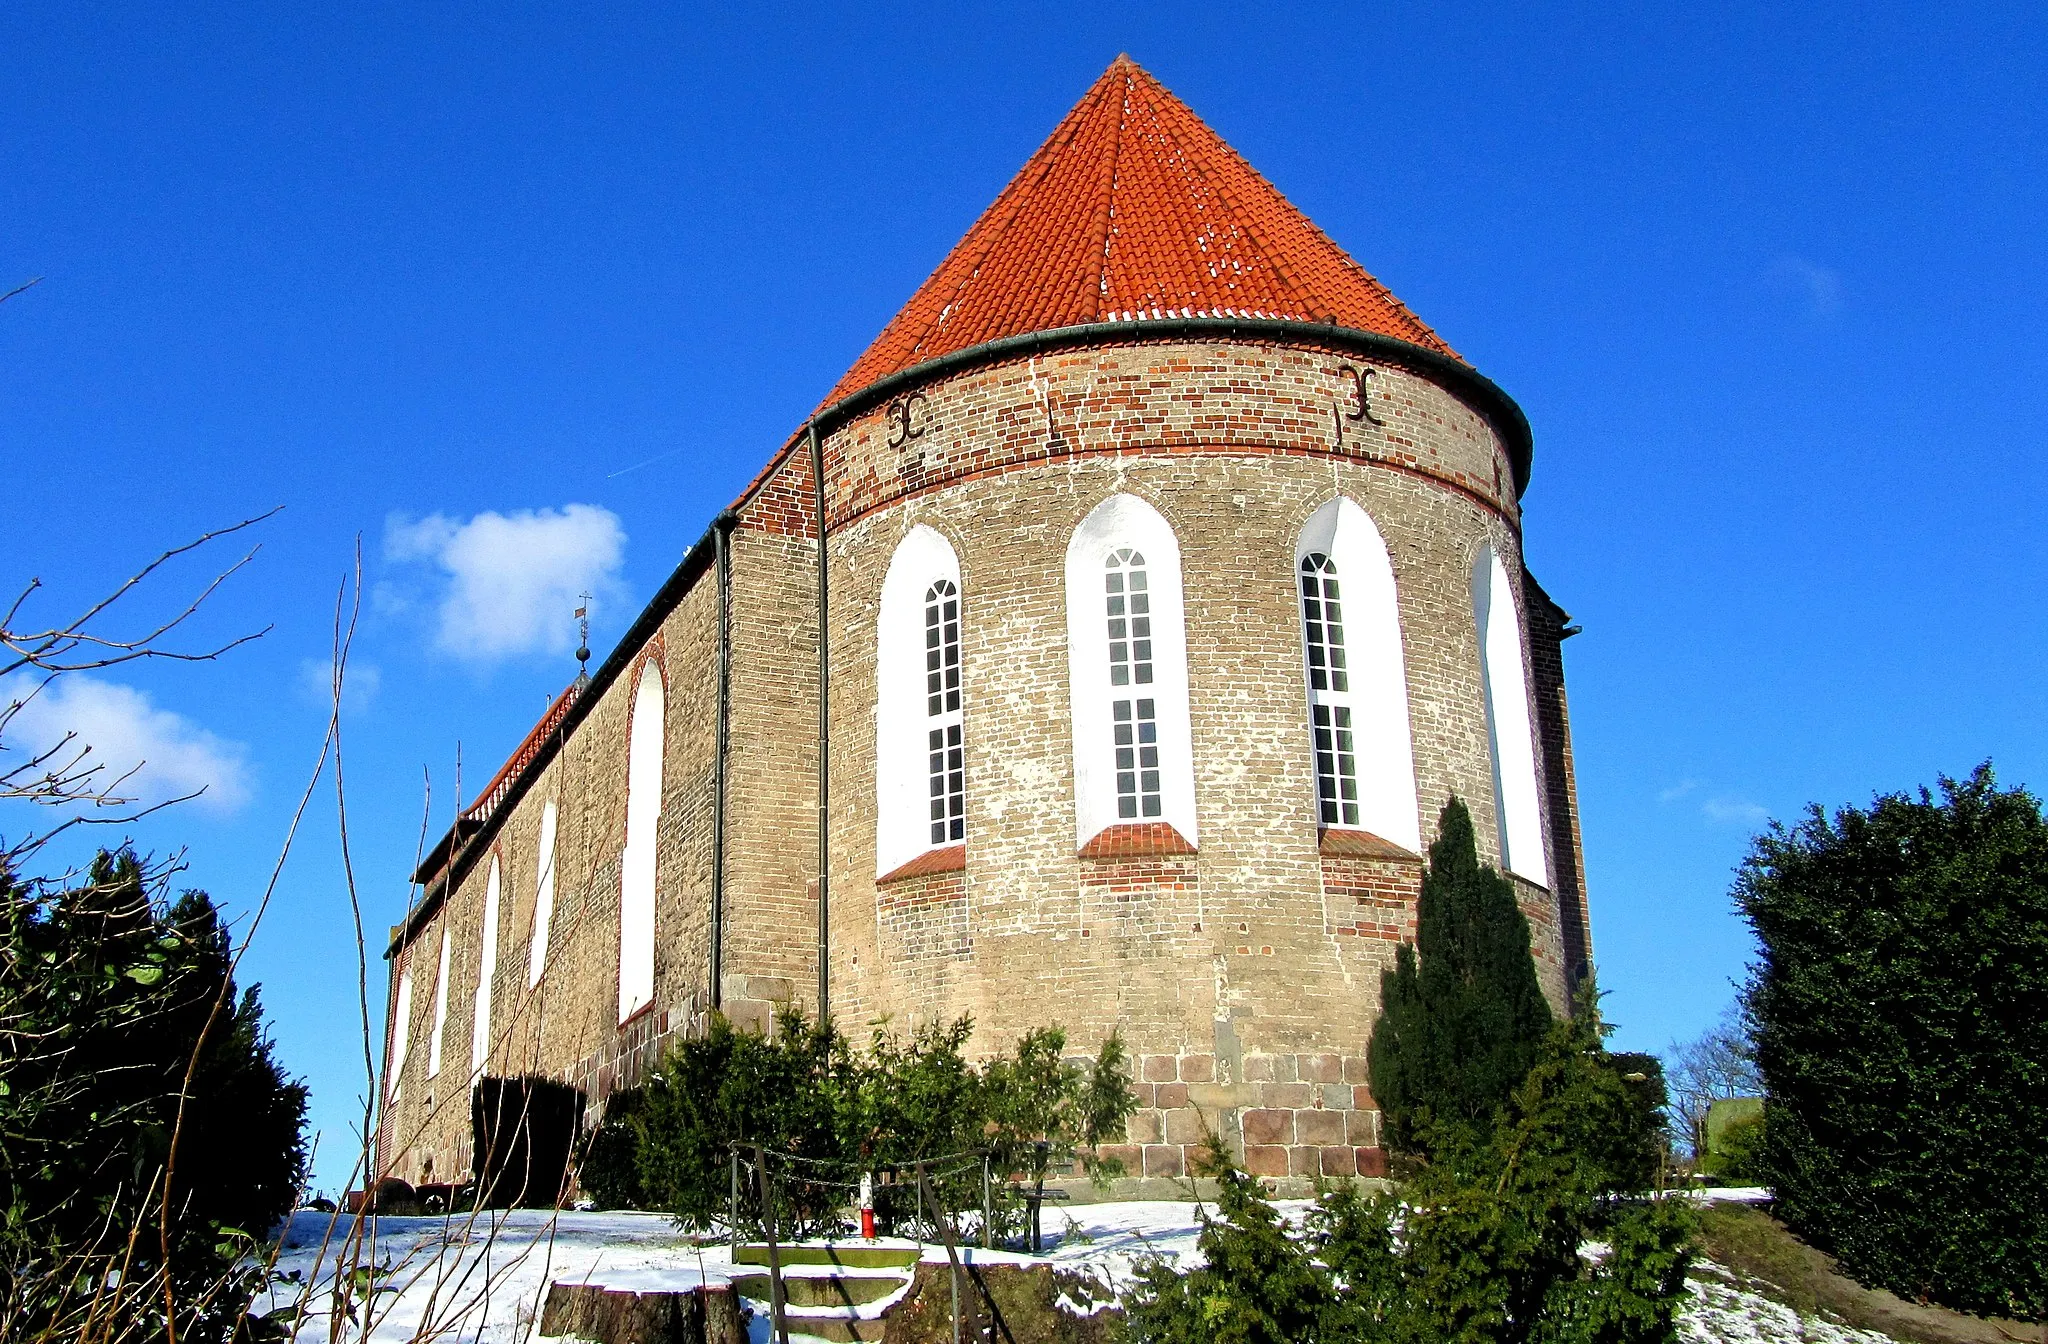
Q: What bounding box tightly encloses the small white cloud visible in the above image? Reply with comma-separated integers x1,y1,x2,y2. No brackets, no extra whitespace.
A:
297,658,381,714
1658,779,1700,804
1772,255,1843,318
1702,797,1769,825
384,505,626,662
1,672,251,814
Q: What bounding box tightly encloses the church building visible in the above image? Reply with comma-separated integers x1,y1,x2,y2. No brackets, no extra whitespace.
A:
376,56,1593,1191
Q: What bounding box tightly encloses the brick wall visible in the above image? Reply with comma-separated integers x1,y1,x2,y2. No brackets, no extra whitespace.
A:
375,334,1589,1191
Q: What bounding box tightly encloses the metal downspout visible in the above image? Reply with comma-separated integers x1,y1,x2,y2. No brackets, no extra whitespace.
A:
710,512,734,1012
809,422,830,1021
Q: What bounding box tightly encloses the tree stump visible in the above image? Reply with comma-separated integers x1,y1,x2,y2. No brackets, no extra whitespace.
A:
538,1281,746,1344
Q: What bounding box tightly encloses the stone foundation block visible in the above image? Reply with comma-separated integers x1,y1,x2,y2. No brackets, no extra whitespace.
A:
1243,1145,1289,1177
1302,1053,1343,1083
1296,1109,1347,1147
1343,1056,1371,1084
1319,1146,1357,1177
1346,1110,1378,1146
1241,1108,1293,1146
1126,1110,1163,1145
1154,1082,1189,1110
1180,1053,1215,1083
1142,1145,1184,1178
1141,1054,1177,1083
1261,1081,1313,1109
1163,1107,1206,1146
1357,1147,1388,1178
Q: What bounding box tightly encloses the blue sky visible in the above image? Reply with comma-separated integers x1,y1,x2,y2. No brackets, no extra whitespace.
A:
5,3,2044,1194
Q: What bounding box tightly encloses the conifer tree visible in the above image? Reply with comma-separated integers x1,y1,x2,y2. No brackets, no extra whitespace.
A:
1368,796,1553,1150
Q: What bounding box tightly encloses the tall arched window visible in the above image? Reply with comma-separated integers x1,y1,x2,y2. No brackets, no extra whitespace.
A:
470,855,502,1079
426,925,452,1079
386,964,414,1101
1472,542,1549,885
876,526,966,880
1296,498,1421,852
527,798,558,989
619,659,665,1023
1065,494,1196,849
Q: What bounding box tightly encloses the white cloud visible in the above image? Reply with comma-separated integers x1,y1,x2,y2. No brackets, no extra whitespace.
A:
1773,255,1843,318
297,658,381,714
1658,779,1699,804
384,505,626,662
1,672,251,814
1702,796,1770,826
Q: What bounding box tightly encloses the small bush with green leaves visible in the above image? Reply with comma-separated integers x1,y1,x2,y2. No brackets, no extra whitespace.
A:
579,1008,1134,1242
1121,1009,1693,1344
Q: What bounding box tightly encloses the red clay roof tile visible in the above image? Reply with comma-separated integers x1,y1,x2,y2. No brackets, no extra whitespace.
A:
823,55,1456,406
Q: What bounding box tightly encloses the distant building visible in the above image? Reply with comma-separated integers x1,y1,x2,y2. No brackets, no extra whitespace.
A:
377,56,1592,1193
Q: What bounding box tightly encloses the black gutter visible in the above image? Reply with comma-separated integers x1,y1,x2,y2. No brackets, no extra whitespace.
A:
709,510,734,1009
388,518,725,958
800,317,1535,494
809,421,831,1021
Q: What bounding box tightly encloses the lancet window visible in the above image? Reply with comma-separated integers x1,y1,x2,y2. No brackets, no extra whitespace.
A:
1294,498,1422,854
876,527,967,880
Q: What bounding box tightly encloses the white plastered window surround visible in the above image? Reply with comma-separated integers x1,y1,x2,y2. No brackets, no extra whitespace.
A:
527,798,558,988
619,660,665,1023
425,925,452,1080
875,525,966,879
1065,494,1197,850
469,855,502,1080
386,965,414,1101
1296,498,1423,853
1472,542,1550,886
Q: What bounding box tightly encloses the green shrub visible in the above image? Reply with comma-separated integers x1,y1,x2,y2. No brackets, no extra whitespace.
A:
1122,1009,1694,1344
0,851,308,1341
1736,764,2048,1319
578,1008,1133,1243
1368,797,1553,1151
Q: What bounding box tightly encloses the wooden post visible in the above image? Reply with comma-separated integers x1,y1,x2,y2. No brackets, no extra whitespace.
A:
754,1144,789,1344
918,1161,974,1344
981,1153,992,1251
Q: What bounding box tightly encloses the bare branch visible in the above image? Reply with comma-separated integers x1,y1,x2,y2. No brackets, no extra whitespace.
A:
0,276,41,306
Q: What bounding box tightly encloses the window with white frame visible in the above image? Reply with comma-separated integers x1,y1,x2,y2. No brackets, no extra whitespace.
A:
1065,494,1196,849
618,660,664,1023
924,579,965,844
1104,548,1161,819
877,526,966,879
1294,498,1422,852
1472,541,1549,885
527,798,557,989
470,855,501,1079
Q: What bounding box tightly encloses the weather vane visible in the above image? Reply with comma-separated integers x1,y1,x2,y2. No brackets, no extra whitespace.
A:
574,593,591,674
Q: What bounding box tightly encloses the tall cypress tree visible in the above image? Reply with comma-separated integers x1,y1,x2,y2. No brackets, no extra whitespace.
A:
1368,796,1553,1150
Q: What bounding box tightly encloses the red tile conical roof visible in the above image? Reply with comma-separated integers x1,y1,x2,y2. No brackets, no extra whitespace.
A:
824,55,1458,406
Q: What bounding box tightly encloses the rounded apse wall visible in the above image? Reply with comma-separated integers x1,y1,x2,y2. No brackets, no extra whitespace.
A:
816,337,1568,1077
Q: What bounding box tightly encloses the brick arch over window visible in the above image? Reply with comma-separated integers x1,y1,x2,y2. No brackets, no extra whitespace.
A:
1065,493,1196,851
876,525,966,881
469,851,503,1080
619,656,665,1023
1295,497,1421,854
1472,542,1548,885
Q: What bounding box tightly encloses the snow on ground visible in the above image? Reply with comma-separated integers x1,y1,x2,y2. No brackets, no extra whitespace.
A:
260,1198,1891,1343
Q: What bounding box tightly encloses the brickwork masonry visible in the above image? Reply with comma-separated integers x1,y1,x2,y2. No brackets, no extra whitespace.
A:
375,336,1588,1192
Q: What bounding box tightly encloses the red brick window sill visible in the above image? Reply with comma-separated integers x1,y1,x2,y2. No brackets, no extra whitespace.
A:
877,845,967,886
1078,822,1197,861
1319,828,1421,862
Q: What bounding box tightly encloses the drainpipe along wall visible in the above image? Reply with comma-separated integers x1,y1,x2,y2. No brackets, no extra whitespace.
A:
810,422,830,1021
710,511,733,1011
